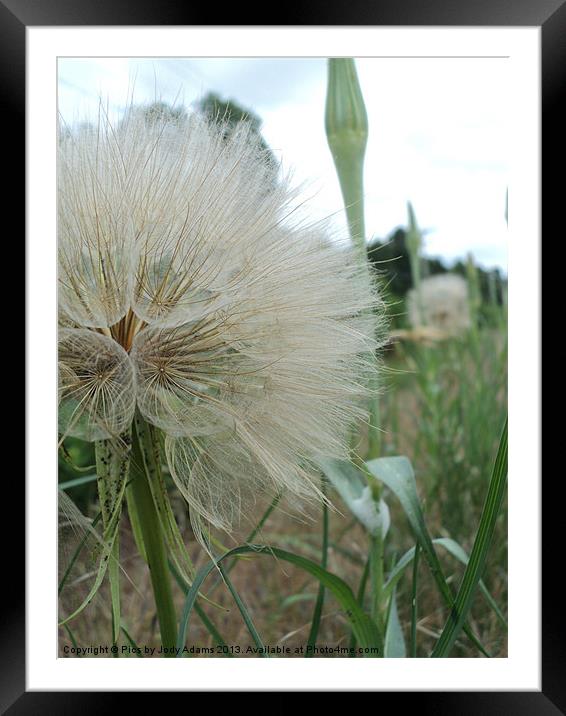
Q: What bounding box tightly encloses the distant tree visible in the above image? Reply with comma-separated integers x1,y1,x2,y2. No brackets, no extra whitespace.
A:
111,96,278,190
116,98,277,178
367,228,413,297
112,101,188,135
140,100,188,125
367,228,506,320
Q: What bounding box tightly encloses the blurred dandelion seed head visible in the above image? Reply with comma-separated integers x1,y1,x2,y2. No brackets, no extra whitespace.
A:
58,106,384,540
407,274,471,336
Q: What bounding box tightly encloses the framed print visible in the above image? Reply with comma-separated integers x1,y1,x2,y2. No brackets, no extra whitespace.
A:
6,0,558,707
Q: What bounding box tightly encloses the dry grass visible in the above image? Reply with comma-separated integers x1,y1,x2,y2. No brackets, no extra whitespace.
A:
59,469,507,658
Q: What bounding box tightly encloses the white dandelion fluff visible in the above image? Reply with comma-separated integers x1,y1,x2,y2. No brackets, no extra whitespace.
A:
407,273,471,336
58,106,384,540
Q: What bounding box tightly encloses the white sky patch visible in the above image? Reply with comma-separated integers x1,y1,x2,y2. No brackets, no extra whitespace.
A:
58,57,508,272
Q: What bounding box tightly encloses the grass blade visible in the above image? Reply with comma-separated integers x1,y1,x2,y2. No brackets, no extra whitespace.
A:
384,588,406,657
382,538,505,630
434,538,507,630
349,557,370,655
206,492,282,596
432,418,508,657
58,473,97,491
177,545,381,657
245,492,282,543
169,560,232,656
218,563,267,656
194,603,233,657
410,543,420,657
305,482,329,657
63,624,80,654
120,623,144,657
365,455,489,656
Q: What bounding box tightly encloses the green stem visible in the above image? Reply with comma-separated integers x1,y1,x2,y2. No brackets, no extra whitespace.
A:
109,536,121,654
348,557,370,655
366,365,382,460
335,154,366,254
326,59,382,463
410,543,420,657
245,491,282,543
409,249,423,321
131,415,177,654
369,530,384,639
305,480,329,657
406,202,424,324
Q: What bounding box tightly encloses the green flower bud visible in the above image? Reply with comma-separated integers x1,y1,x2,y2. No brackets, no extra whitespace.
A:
325,58,368,253
325,58,368,155
406,201,422,257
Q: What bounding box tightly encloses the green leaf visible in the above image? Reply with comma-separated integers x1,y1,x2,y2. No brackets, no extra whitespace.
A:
94,433,132,646
320,458,389,537
125,481,147,563
59,434,131,631
177,545,381,658
366,455,489,657
58,510,102,595
384,589,406,658
432,418,508,657
58,521,117,629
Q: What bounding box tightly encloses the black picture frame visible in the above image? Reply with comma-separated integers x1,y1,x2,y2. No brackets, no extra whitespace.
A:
7,0,558,709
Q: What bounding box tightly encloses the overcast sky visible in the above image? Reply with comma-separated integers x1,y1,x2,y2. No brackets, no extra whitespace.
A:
58,57,509,271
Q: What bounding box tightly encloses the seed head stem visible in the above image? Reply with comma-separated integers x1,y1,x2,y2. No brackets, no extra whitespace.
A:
131,413,178,653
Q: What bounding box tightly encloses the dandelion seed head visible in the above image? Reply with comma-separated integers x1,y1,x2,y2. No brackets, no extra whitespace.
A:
407,273,471,335
58,107,384,542
58,328,136,442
